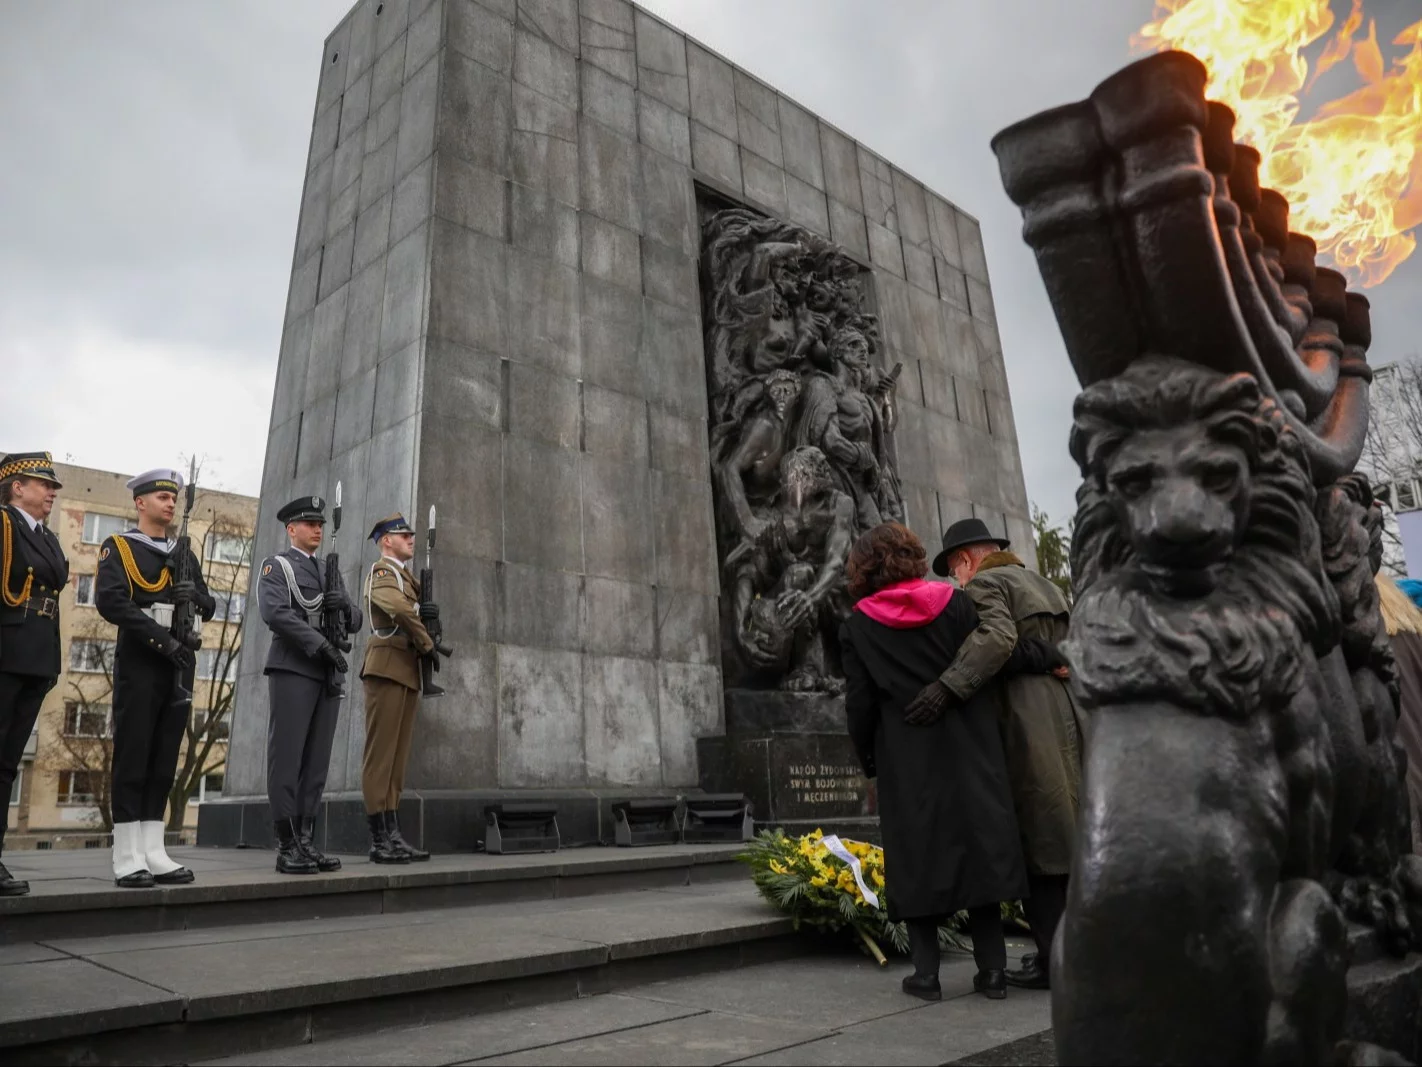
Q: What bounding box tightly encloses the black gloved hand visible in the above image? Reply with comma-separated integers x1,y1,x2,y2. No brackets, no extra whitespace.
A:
318,641,349,674
418,601,440,622
172,580,197,606
323,587,349,614
903,680,952,726
164,639,196,671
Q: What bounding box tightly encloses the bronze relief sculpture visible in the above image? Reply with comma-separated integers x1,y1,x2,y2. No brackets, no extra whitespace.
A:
702,208,903,693
994,51,1422,1064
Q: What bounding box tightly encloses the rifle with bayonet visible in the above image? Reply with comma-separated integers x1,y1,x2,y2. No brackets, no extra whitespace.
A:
168,457,202,707
318,481,356,697
418,505,454,697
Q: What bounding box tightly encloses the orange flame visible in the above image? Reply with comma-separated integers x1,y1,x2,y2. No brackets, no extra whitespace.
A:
1135,0,1422,287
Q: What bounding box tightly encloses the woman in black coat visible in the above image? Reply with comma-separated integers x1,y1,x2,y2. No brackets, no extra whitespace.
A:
840,522,1029,1001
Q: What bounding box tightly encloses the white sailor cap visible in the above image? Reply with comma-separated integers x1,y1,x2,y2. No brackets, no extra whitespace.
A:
126,468,185,498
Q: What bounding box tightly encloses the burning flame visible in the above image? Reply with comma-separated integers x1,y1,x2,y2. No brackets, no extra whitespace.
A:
1135,0,1422,287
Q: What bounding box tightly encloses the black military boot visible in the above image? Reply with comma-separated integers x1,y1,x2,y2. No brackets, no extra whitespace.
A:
368,813,409,864
385,810,429,862
297,816,341,872
274,819,318,875
0,857,29,897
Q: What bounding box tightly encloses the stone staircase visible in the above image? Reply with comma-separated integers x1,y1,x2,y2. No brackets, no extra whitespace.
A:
0,844,808,1065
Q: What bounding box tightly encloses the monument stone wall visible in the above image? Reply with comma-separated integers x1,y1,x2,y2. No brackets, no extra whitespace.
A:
220,0,1030,833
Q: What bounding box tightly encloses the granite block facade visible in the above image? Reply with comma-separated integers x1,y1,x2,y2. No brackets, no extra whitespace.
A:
224,0,1030,803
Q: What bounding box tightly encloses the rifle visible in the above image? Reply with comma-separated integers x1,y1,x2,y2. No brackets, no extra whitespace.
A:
168,457,202,707
318,481,356,697
418,504,454,697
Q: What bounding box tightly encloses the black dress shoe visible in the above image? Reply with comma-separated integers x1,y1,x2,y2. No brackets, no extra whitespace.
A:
298,817,341,872
0,860,29,897
1005,955,1050,989
902,973,942,1001
385,811,429,862
974,968,1008,999
153,867,196,886
115,869,156,889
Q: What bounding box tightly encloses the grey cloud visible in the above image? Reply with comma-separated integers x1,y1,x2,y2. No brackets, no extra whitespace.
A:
2,0,1417,526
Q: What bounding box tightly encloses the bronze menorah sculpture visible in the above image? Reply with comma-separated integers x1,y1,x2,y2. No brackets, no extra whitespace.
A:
994,51,1422,1065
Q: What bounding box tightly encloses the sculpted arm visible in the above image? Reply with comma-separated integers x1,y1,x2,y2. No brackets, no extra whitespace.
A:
716,416,776,543
938,573,1019,701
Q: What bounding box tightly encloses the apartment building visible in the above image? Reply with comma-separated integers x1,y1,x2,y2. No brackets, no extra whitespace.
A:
6,460,257,849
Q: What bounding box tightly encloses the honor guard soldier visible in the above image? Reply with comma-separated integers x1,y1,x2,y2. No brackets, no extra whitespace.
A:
0,452,68,896
258,496,361,874
95,468,215,888
360,514,436,863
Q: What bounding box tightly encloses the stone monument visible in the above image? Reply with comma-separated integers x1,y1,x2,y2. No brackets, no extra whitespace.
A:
994,50,1422,1064
203,0,1030,851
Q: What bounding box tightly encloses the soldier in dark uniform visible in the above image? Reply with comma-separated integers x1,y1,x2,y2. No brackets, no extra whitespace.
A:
0,452,68,897
360,514,435,864
258,496,362,874
95,468,216,888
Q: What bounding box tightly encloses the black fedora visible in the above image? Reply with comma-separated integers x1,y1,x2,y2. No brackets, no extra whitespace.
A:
931,518,1010,576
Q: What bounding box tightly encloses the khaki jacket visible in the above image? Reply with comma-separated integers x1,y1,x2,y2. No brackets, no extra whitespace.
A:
939,551,1082,875
360,558,434,691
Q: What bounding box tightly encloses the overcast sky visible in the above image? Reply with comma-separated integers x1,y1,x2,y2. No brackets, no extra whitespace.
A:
2,0,1418,529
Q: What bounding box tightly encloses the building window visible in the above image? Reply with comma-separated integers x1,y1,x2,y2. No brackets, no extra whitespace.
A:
69,639,115,674
1399,481,1418,511
75,574,97,607
211,591,246,623
192,773,225,804
57,771,100,805
208,711,232,740
9,766,20,806
204,532,252,566
63,702,111,738
197,648,238,683
82,512,129,545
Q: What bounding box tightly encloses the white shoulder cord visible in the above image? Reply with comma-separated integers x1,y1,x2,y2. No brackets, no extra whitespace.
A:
273,555,324,613
365,560,401,638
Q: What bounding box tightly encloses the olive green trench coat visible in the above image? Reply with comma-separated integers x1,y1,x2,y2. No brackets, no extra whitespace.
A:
939,552,1082,876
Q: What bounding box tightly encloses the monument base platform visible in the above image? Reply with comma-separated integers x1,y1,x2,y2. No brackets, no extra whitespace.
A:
196,787,715,854
698,689,875,835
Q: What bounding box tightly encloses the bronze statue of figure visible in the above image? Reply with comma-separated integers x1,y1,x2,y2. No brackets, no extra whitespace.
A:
701,207,903,692
726,446,855,694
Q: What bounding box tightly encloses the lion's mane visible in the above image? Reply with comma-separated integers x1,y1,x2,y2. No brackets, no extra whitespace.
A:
1064,356,1341,719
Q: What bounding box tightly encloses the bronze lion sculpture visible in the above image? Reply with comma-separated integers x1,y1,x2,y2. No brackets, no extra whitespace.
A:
1056,356,1422,1064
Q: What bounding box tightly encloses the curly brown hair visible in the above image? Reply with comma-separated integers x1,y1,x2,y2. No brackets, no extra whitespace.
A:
846,522,929,599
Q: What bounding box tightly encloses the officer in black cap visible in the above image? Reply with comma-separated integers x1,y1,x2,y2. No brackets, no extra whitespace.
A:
258,495,362,874
0,452,68,896
95,468,216,888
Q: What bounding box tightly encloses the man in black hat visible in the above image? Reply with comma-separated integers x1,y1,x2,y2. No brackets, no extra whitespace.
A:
910,517,1080,990
0,452,68,896
258,496,361,874
96,467,217,888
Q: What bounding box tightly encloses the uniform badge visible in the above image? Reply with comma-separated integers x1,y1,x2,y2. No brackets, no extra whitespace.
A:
99,546,110,561
262,563,272,576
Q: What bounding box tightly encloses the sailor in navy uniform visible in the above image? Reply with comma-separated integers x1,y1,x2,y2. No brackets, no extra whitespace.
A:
258,496,362,874
0,452,69,897
95,468,216,888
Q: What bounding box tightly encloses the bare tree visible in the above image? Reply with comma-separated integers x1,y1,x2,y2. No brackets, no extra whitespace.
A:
166,511,250,829
1360,355,1422,574
42,619,117,830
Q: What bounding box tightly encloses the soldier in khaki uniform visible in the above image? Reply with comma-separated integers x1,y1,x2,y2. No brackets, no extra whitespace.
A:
360,514,435,863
